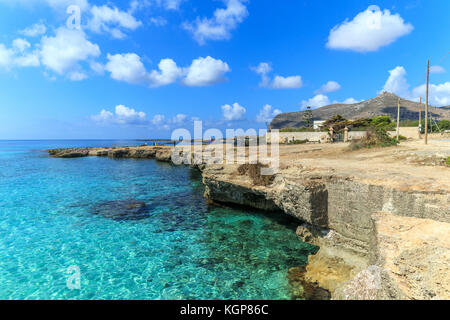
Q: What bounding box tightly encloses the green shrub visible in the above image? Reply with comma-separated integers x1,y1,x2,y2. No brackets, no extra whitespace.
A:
371,116,392,127
350,127,399,150
446,157,450,167
437,120,450,131
280,127,315,132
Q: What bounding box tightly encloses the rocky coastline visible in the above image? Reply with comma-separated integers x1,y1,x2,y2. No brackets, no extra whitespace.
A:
47,142,450,300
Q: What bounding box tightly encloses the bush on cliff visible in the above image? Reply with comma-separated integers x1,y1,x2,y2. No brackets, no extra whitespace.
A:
350,127,399,150
237,163,275,186
446,157,450,167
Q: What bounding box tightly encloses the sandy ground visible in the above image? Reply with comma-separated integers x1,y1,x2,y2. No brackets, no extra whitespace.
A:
274,138,450,193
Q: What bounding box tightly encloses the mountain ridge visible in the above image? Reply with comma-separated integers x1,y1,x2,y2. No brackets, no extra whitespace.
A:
270,92,450,129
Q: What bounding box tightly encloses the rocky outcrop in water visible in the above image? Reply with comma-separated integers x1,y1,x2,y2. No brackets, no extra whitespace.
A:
48,146,175,162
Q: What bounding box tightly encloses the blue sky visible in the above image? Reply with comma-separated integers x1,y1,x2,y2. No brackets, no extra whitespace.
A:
0,0,449,139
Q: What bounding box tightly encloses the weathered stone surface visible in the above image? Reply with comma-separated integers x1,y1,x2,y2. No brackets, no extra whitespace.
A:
48,146,175,162
200,159,450,299
48,148,90,158
372,212,450,300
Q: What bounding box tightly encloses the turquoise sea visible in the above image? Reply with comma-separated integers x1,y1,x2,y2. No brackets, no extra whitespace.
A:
0,140,317,300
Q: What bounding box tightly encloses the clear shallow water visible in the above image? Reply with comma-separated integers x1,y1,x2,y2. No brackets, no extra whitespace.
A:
0,140,317,300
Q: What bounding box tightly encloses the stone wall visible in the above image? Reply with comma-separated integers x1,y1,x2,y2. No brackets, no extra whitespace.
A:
388,127,421,139
267,131,369,144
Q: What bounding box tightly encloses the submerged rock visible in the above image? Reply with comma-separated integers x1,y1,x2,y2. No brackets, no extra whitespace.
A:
288,266,331,300
91,199,150,221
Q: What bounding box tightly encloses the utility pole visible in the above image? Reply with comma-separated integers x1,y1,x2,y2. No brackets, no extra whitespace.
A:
419,97,422,124
396,98,401,141
419,97,422,138
425,60,429,145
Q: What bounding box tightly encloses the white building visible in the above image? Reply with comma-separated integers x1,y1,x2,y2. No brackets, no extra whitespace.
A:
313,120,326,130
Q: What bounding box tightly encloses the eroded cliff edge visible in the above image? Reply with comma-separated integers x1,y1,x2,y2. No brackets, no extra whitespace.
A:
200,141,450,300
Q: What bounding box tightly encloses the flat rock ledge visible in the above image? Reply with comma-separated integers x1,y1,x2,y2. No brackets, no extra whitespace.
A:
47,146,175,162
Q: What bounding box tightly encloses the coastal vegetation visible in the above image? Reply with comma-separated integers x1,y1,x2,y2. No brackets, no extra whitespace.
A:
278,115,450,134
350,127,399,150
280,127,316,133
288,139,309,145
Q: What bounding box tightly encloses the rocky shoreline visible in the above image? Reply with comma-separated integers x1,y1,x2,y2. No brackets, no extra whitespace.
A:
47,142,450,300
48,145,174,162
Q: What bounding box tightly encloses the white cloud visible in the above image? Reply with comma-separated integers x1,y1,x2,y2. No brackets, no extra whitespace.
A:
327,5,413,52
91,109,114,122
150,17,168,27
183,0,248,44
151,114,165,125
382,66,410,98
301,94,331,109
0,0,90,10
221,102,246,121
0,39,40,70
412,83,450,107
170,114,187,124
46,0,89,10
105,54,230,87
156,0,183,10
20,22,47,37
330,97,361,104
315,81,341,94
40,27,100,80
105,53,149,84
14,52,40,67
183,56,230,86
88,5,142,39
382,65,450,107
149,113,188,129
90,61,104,74
12,38,31,52
149,58,183,87
430,65,446,74
256,104,282,123
252,62,302,89
251,62,271,87
92,105,147,125
115,104,146,124
271,75,303,89
342,98,360,104
0,44,14,70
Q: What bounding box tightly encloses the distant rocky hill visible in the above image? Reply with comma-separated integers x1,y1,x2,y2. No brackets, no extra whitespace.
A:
270,92,450,129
